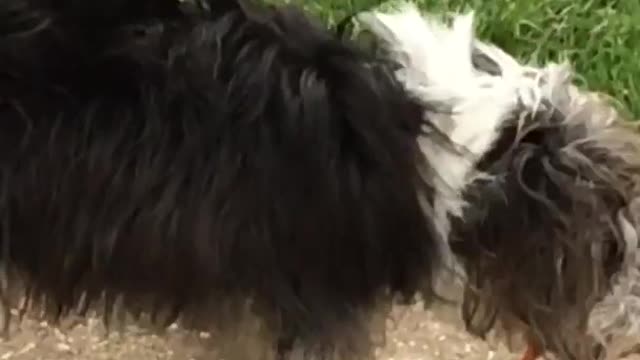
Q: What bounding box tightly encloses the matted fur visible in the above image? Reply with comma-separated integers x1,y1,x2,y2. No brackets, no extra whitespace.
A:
0,0,446,358
359,3,640,359
588,198,640,360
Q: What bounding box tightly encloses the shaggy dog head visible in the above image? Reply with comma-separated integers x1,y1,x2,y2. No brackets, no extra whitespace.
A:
358,3,640,359
0,0,448,358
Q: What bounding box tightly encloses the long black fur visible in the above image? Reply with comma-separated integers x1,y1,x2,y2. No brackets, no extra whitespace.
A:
0,0,442,358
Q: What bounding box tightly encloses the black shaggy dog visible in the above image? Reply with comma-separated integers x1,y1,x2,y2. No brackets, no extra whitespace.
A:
0,0,447,358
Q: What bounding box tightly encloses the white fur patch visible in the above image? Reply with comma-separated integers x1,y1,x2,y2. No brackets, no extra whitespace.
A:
357,3,534,283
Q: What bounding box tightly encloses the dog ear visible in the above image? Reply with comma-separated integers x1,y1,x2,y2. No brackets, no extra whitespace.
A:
450,89,640,358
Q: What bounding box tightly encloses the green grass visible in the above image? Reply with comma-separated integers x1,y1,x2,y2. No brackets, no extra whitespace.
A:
275,0,640,118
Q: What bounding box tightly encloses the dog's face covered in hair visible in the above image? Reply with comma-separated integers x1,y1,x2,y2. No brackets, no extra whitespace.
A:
0,0,446,358
358,3,640,359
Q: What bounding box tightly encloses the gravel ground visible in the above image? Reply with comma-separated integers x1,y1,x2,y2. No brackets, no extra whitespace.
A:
0,301,525,360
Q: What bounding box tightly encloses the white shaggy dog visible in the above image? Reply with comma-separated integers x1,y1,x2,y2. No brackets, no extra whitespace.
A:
358,3,640,360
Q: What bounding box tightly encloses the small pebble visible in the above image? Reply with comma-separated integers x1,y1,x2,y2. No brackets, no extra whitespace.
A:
56,343,72,352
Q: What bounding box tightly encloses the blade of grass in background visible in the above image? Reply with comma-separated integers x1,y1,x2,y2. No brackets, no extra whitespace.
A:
271,0,640,119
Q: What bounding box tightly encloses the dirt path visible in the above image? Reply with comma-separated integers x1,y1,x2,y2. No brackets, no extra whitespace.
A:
0,301,524,360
